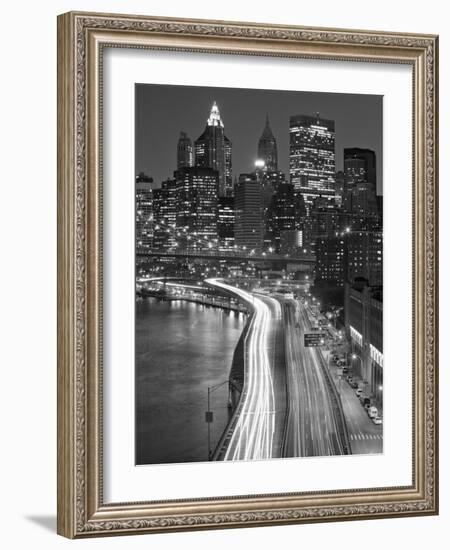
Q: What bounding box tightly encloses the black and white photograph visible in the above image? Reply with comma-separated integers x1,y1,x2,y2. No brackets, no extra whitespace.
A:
135,83,383,465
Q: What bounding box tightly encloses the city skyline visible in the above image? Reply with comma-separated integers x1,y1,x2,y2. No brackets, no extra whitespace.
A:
135,84,383,194
135,84,384,466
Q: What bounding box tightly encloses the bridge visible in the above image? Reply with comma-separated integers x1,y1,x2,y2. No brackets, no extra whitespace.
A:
138,218,316,265
137,248,316,265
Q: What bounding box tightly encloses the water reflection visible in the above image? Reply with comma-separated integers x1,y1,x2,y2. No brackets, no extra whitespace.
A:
136,297,245,465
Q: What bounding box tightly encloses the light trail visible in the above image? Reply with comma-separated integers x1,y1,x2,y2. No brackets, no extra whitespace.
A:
283,299,347,457
206,279,280,461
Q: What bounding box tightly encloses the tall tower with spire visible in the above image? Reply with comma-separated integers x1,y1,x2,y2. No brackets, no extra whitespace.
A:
257,114,278,172
194,101,233,197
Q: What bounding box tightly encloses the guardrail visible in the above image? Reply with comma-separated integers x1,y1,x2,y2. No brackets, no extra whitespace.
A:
211,300,255,461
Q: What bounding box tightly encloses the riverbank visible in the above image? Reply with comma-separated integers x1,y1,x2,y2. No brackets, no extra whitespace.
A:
137,289,248,314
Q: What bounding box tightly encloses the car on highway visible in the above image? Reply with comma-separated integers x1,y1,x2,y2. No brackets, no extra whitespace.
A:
372,416,383,425
368,406,378,418
355,388,363,397
350,381,358,389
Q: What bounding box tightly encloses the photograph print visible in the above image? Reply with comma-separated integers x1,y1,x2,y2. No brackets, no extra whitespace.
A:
135,83,383,466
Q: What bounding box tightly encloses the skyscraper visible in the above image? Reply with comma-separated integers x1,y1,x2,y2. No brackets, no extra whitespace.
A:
234,173,263,253
344,148,376,195
267,183,305,253
218,197,235,251
152,178,178,251
177,131,193,169
315,235,346,286
136,186,153,250
194,102,232,197
304,199,350,253
175,166,219,249
257,114,278,171
289,113,336,206
346,230,383,286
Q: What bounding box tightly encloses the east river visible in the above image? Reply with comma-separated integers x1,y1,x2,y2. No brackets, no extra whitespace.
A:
136,297,245,465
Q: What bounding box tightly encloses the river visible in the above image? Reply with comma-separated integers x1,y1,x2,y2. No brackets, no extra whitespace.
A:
136,297,245,465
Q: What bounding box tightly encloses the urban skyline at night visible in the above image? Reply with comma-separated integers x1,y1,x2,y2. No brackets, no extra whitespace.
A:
135,84,383,194
135,83,384,466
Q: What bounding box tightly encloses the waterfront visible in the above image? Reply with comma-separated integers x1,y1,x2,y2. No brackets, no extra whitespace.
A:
136,297,245,465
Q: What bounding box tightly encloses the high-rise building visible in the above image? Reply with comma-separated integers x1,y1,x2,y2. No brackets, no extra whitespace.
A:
315,235,347,286
267,182,305,253
195,102,232,197
345,280,383,407
335,170,345,206
218,197,235,251
136,186,153,250
304,198,350,253
289,113,336,206
344,148,376,196
257,114,278,171
350,182,380,223
346,230,383,286
175,167,219,249
234,173,263,253
177,131,193,169
259,170,288,250
152,178,178,251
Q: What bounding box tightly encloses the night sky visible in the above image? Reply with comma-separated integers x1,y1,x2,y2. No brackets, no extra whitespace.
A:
135,84,383,194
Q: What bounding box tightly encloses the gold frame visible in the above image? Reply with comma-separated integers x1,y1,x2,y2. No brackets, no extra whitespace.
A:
57,11,439,538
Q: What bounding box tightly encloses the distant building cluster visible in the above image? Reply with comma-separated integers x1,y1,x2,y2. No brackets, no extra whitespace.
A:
136,98,384,408
137,102,382,271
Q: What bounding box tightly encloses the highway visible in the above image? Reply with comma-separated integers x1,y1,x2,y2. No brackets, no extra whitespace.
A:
283,299,350,457
206,279,285,460
326,355,383,454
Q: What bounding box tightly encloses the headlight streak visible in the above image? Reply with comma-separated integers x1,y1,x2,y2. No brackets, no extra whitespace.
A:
206,279,277,461
284,299,346,457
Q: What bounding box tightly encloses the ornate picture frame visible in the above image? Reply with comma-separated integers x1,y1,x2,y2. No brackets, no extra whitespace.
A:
57,11,438,538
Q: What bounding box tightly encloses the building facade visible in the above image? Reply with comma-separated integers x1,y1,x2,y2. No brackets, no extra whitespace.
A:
304,198,350,253
194,102,232,198
346,230,383,286
177,131,193,169
218,197,235,251
267,182,304,253
234,173,263,252
345,280,383,408
151,178,178,251
175,167,219,249
289,113,336,206
136,186,153,250
315,235,346,285
257,114,278,171
343,147,377,197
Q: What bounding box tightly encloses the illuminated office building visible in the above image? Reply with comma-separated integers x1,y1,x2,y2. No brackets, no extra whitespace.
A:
234,173,263,252
175,167,219,248
195,102,232,197
289,113,336,207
